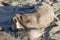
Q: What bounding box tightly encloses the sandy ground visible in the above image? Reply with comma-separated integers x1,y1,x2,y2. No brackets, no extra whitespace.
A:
0,0,60,40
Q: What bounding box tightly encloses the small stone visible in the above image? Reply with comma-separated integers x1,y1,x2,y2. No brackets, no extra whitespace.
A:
0,26,3,31
57,14,60,20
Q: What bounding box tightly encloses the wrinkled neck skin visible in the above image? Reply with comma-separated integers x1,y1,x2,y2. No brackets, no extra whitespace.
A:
20,5,54,29
28,28,44,40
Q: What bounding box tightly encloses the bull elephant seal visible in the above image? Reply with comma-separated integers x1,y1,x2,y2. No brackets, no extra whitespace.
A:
13,4,54,40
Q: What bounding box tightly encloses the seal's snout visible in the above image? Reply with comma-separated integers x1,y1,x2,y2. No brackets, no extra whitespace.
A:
13,15,24,30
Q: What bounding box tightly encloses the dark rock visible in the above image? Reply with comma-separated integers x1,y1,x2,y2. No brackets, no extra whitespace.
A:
0,26,3,31
57,14,60,20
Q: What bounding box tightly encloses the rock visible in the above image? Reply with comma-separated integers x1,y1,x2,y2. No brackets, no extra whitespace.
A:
16,29,28,40
57,14,60,20
0,26,3,31
49,32,60,40
51,3,60,12
0,32,16,40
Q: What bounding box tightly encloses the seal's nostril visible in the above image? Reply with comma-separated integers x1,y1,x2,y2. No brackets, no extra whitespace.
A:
14,19,17,23
13,17,17,23
20,16,23,20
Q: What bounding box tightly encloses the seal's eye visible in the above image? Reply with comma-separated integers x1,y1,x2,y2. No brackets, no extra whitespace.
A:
20,16,23,20
25,20,31,23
